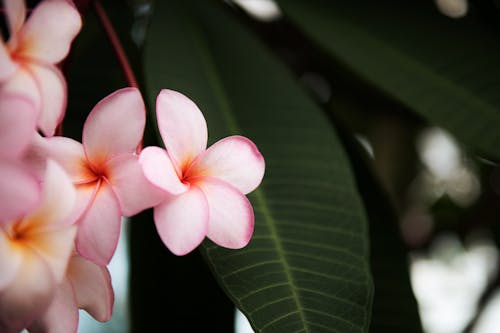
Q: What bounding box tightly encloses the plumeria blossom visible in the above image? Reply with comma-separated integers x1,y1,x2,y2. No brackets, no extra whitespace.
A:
31,87,163,265
0,160,77,333
0,93,39,224
140,90,265,255
29,253,114,333
0,0,82,136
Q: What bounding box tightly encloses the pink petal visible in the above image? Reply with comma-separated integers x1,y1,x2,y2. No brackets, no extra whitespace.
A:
139,146,188,195
0,230,23,289
28,280,79,333
3,0,26,38
0,160,40,225
0,41,17,81
105,154,164,216
0,66,41,111
28,226,77,283
16,0,81,63
36,136,93,183
197,177,254,249
156,89,208,169
67,254,114,322
75,183,122,265
28,62,66,137
0,93,37,158
0,251,56,332
154,187,209,255
83,87,145,166
187,136,265,195
23,160,77,229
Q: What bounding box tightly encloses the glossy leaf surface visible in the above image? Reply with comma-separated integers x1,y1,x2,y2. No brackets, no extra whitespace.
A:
144,1,373,332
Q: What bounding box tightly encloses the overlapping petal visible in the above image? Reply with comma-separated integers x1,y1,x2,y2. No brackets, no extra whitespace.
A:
36,136,94,183
139,146,188,195
197,177,254,249
0,252,56,333
154,187,209,255
0,42,17,81
0,66,41,110
0,94,37,158
0,231,23,289
68,255,114,322
28,227,78,283
106,154,164,216
187,135,265,194
28,280,78,333
156,89,208,168
23,160,77,229
16,0,81,63
0,160,40,224
75,183,122,265
83,87,145,166
28,63,66,136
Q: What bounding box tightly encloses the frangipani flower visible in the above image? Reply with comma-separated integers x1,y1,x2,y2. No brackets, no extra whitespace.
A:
33,87,163,265
0,0,82,136
29,253,114,333
0,93,39,224
140,90,265,255
0,160,77,333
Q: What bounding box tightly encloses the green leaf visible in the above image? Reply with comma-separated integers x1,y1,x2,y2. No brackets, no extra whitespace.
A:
278,0,500,160
144,1,372,332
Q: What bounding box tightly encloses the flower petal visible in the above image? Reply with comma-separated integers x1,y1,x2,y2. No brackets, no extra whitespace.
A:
83,87,145,166
0,160,40,224
67,254,114,322
139,146,188,195
28,280,79,333
0,40,17,81
0,66,41,110
0,230,23,290
0,251,56,333
75,183,122,265
106,154,164,216
22,159,77,230
32,135,93,183
197,177,254,249
3,0,26,38
187,136,265,194
156,89,208,168
154,187,209,255
28,226,77,283
28,63,66,136
16,0,81,63
0,93,37,158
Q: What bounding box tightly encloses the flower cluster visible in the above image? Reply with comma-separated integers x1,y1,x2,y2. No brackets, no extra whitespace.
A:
0,0,264,331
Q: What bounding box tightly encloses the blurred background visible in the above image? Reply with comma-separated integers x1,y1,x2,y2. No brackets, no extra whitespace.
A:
44,0,500,331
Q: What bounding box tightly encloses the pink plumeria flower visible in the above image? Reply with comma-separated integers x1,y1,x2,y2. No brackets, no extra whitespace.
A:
0,160,77,333
29,253,114,333
32,87,163,265
0,0,82,136
140,90,265,255
0,93,39,224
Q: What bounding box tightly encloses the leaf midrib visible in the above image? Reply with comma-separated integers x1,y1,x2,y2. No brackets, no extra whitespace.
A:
189,18,311,333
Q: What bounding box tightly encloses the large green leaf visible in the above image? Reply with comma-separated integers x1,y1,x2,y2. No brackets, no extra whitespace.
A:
278,0,500,160
144,1,372,332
